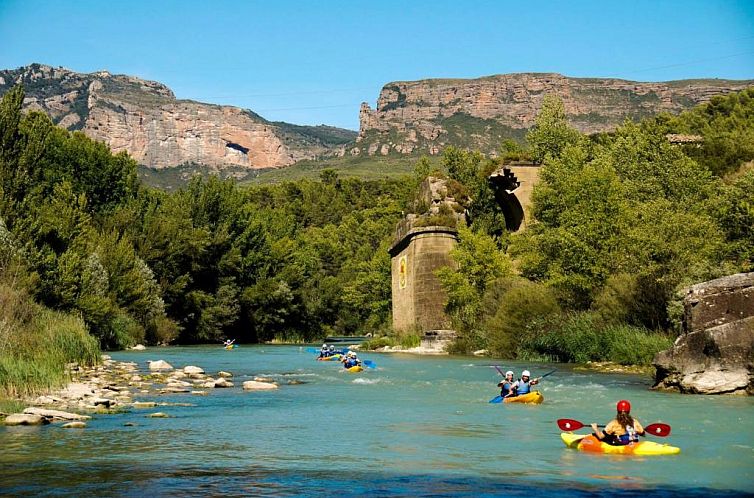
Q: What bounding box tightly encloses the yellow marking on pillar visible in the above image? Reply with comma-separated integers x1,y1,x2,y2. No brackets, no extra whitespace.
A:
399,255,407,289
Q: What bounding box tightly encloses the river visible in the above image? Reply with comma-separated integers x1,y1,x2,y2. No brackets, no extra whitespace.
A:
1,345,752,496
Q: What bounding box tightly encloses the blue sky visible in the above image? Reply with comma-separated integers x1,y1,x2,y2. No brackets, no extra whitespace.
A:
1,0,753,130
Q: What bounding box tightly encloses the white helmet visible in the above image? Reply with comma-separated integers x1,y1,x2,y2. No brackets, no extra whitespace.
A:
349,352,357,357
322,344,327,348
505,370,514,377
522,370,531,377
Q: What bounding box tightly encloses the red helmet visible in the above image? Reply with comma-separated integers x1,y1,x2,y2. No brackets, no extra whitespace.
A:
617,400,631,413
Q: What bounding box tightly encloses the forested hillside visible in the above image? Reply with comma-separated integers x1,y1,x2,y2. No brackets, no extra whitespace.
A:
1,84,752,396
436,91,754,362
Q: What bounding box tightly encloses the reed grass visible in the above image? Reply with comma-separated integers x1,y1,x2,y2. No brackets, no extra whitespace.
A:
0,397,24,415
0,284,100,398
517,312,672,365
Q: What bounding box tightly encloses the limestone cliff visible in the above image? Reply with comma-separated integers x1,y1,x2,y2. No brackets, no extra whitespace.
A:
0,64,356,170
355,73,754,156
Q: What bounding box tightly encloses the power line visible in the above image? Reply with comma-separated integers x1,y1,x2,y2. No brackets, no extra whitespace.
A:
615,50,754,77
197,87,373,100
255,103,359,112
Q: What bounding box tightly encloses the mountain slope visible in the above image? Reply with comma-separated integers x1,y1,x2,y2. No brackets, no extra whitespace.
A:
0,63,357,170
354,73,754,156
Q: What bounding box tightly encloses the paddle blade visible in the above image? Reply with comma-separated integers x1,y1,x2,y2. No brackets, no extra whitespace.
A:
363,360,376,369
645,423,671,437
557,418,586,431
489,395,503,404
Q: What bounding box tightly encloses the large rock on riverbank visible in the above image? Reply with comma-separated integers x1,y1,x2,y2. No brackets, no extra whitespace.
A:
653,272,754,394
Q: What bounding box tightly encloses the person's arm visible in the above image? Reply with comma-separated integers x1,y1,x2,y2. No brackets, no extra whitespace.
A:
530,378,539,386
508,382,518,396
634,419,645,436
590,423,605,439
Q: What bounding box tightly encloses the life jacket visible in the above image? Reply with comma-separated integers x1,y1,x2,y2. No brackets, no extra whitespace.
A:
500,382,515,396
516,379,531,395
618,425,639,444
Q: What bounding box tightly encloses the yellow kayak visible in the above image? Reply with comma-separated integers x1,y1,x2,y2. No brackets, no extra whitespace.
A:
317,354,341,361
561,433,681,456
346,365,364,373
504,391,544,404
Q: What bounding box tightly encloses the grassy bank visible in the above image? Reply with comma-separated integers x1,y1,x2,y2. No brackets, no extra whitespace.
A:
0,283,100,399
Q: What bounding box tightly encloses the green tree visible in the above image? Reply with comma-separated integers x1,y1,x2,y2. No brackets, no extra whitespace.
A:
526,94,584,163
437,224,514,350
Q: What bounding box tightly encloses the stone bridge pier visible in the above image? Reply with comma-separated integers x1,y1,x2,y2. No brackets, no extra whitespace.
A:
388,226,458,334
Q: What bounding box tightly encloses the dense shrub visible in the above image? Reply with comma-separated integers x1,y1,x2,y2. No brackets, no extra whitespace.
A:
483,278,560,358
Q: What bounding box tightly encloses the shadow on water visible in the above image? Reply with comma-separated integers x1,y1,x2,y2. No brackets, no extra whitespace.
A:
1,462,751,497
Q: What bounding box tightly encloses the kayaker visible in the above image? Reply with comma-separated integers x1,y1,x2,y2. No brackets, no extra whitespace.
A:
342,351,361,369
318,344,329,358
498,370,516,397
590,400,646,446
223,339,235,347
509,370,539,397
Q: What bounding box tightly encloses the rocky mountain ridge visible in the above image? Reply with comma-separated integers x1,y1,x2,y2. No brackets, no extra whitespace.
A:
354,73,754,156
0,64,356,170
4,65,753,170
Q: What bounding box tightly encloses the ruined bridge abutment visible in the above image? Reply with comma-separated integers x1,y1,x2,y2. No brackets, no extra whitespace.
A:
389,163,541,336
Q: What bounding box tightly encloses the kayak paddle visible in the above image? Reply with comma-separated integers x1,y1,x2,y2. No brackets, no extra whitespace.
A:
536,369,557,381
363,360,376,369
557,418,671,437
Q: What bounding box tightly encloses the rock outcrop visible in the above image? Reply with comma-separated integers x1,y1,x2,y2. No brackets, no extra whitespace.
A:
0,63,356,170
653,272,754,394
355,73,754,156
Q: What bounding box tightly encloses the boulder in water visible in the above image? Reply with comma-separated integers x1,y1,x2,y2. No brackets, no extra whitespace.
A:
4,413,49,426
243,381,278,390
148,360,173,371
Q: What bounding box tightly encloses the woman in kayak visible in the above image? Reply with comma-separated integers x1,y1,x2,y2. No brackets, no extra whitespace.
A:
591,400,645,445
318,344,330,358
509,370,539,397
498,370,516,397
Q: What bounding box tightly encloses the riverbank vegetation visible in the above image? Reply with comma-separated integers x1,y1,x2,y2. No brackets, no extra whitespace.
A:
0,279,99,398
438,91,753,362
1,83,753,397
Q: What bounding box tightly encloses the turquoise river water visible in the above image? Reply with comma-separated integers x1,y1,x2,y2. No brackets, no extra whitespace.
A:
1,345,753,497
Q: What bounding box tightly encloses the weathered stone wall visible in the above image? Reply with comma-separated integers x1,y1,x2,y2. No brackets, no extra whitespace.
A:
506,164,541,230
389,227,458,333
653,272,754,395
